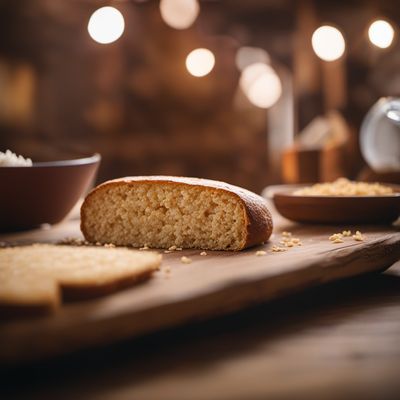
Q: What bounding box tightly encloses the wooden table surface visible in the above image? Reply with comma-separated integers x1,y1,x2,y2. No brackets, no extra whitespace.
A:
1,206,400,400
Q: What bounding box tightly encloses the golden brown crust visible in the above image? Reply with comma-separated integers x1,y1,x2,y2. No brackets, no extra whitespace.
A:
81,176,273,250
0,245,161,317
61,269,154,301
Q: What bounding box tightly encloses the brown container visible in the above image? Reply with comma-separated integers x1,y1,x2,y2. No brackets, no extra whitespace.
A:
0,154,100,232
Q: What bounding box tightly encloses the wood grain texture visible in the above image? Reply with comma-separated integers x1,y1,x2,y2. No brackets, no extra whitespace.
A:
0,212,399,365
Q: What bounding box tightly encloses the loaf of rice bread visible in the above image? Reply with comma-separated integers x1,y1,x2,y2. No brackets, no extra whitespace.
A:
81,176,273,250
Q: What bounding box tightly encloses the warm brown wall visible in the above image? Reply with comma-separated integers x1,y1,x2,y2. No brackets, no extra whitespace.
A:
0,0,399,191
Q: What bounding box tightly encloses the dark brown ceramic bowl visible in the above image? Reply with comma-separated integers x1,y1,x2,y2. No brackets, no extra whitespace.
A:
269,184,400,224
0,154,100,232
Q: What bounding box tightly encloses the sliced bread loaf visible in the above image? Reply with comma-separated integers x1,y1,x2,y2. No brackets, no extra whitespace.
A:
81,176,273,250
0,244,161,314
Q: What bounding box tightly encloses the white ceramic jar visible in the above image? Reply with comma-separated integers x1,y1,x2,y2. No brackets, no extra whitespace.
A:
360,97,400,172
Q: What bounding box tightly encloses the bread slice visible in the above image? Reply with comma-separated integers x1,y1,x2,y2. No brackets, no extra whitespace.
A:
0,244,161,315
81,176,273,250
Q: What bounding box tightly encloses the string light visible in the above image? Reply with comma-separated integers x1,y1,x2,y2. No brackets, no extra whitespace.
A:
311,25,345,61
160,0,200,30
185,48,215,77
368,20,395,48
239,63,282,109
88,7,125,44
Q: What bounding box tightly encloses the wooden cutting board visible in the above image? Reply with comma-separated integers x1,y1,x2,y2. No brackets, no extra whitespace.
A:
1,211,400,365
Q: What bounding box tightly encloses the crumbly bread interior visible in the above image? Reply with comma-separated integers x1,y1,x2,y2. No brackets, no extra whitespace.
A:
0,244,161,311
83,183,247,250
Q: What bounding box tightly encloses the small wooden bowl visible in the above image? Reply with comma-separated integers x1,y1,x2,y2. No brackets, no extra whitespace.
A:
0,154,100,232
270,184,400,224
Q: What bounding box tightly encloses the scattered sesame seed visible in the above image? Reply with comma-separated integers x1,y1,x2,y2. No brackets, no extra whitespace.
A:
168,245,177,251
180,256,192,264
200,251,207,256
352,231,365,241
255,250,267,256
271,245,287,252
329,233,343,241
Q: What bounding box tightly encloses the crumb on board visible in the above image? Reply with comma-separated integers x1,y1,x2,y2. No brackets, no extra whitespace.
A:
329,233,343,241
279,233,303,248
168,245,177,251
329,230,365,243
200,251,207,256
180,256,192,264
271,245,287,253
353,231,365,241
255,250,267,256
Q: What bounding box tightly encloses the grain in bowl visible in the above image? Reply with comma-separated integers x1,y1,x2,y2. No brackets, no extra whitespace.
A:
294,178,394,196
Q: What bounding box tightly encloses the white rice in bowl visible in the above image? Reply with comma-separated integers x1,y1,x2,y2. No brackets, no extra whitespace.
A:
0,150,32,167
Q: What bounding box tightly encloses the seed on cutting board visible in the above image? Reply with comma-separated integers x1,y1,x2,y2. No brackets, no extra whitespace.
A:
329,233,343,241
200,251,207,256
168,245,177,251
282,231,292,237
280,236,302,248
271,245,287,252
180,256,192,264
353,231,365,241
255,250,267,256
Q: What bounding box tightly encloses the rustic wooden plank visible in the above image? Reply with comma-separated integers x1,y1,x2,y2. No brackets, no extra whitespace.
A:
0,214,399,365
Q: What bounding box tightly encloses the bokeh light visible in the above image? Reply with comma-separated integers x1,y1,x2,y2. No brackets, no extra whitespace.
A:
235,47,270,71
160,0,200,30
185,48,215,77
368,20,395,48
311,25,345,61
88,7,125,44
239,63,282,109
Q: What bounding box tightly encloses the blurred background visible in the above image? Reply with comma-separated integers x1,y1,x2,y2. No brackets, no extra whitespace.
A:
1,0,400,193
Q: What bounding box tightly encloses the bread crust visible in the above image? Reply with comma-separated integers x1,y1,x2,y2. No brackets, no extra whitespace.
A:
81,176,273,250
